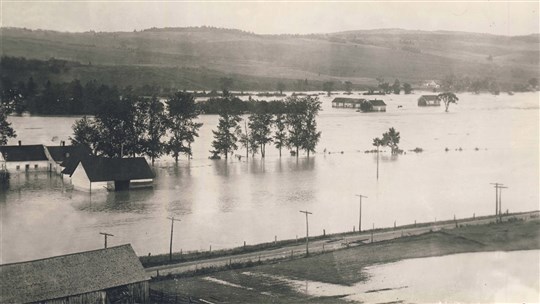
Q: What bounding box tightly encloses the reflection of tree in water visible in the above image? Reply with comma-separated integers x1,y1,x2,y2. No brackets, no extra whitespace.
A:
248,158,266,175
287,156,316,172
76,189,154,213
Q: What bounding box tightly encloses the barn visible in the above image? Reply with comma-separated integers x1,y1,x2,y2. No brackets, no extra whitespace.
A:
0,244,149,304
0,142,50,172
62,156,155,192
418,95,441,106
331,97,366,109
369,99,387,112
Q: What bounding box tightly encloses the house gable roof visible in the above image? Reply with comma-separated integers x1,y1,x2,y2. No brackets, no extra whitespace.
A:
65,157,155,182
0,145,48,162
369,99,387,106
46,145,92,163
0,244,149,303
332,97,365,103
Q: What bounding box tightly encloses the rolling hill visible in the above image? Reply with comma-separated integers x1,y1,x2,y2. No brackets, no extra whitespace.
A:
1,26,538,90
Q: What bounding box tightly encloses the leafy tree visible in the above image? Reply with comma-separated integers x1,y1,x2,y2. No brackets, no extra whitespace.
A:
285,96,322,157
403,83,412,94
378,82,391,94
392,79,401,94
138,97,168,165
248,103,273,158
344,81,353,94
382,127,401,154
238,119,251,159
70,116,99,154
276,82,286,95
0,105,16,145
301,97,322,157
210,98,242,159
323,81,334,96
360,100,373,112
166,92,203,163
273,113,288,157
437,92,459,112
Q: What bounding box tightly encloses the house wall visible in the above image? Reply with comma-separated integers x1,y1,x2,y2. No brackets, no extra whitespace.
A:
372,106,386,112
5,161,51,173
42,290,106,304
71,163,107,192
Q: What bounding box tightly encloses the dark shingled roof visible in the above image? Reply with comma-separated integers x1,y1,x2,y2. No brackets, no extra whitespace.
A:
419,95,439,101
46,145,92,163
0,145,48,162
369,99,387,106
331,97,365,103
63,157,155,182
0,244,149,303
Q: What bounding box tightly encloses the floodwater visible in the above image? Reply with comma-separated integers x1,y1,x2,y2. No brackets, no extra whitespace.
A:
243,250,540,303
1,92,538,263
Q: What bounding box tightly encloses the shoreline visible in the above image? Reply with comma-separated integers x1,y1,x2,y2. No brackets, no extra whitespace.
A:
150,215,540,303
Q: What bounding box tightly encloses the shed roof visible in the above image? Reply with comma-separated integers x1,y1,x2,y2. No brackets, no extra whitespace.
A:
369,99,387,106
0,145,48,162
419,95,439,101
0,244,149,303
63,157,155,182
331,97,365,103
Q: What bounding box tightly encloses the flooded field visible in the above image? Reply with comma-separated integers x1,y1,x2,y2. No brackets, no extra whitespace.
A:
1,91,538,263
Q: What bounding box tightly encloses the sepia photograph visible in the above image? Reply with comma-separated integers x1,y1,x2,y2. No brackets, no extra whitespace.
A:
0,1,539,303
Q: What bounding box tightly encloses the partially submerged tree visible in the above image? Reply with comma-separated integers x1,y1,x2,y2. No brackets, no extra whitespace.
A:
276,82,286,95
70,116,99,154
392,79,401,94
210,98,242,159
273,113,288,157
0,105,16,145
344,81,353,94
437,92,459,112
382,127,401,154
402,83,412,94
248,107,274,158
167,92,203,163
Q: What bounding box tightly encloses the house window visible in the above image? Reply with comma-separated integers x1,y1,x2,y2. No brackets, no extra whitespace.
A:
16,165,20,170
25,164,30,171
34,164,38,169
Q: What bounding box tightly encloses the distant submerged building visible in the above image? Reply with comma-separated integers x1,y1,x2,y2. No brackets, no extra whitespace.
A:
331,97,366,109
0,142,50,172
0,244,149,304
418,95,441,107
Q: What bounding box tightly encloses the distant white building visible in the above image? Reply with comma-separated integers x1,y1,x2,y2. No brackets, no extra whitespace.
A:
62,156,155,192
424,80,440,89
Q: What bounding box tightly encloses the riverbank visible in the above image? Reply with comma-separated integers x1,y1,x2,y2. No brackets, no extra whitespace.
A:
149,214,540,303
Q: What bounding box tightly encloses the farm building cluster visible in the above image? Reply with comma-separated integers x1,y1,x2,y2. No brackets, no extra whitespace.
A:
331,98,387,112
0,141,154,192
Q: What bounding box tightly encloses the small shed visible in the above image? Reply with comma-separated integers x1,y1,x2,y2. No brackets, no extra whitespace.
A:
368,99,387,112
331,97,366,109
62,156,155,191
0,142,50,172
0,244,149,304
418,95,441,106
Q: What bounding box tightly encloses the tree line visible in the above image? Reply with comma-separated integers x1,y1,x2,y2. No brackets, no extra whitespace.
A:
70,93,322,163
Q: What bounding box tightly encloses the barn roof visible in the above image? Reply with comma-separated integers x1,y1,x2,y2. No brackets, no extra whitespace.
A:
0,244,149,303
331,97,365,103
369,99,387,106
419,95,439,101
63,157,155,182
0,145,48,162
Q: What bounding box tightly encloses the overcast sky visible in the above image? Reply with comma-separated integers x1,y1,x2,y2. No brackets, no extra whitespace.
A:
1,1,538,36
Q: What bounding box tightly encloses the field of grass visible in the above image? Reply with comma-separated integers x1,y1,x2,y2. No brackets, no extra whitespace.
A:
150,219,540,303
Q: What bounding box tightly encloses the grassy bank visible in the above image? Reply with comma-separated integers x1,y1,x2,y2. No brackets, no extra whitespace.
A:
150,218,540,303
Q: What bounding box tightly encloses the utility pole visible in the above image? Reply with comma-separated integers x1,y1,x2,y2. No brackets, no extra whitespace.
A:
99,232,113,249
299,210,312,256
355,194,368,232
167,216,181,262
490,183,504,221
498,185,508,223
